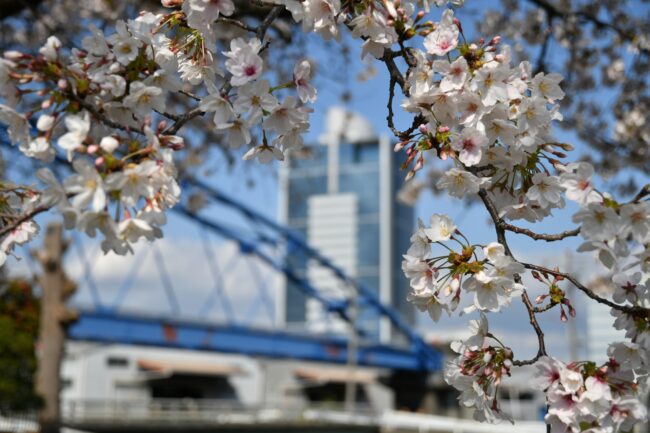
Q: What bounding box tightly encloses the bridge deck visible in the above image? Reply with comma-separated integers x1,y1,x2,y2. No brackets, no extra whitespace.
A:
68,310,441,371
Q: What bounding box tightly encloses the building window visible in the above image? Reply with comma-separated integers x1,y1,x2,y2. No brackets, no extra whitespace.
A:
62,378,73,389
106,356,129,368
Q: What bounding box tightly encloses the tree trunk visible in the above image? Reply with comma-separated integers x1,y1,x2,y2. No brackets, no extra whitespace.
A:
33,224,76,433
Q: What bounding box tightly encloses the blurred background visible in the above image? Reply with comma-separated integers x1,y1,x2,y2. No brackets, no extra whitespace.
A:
0,1,649,433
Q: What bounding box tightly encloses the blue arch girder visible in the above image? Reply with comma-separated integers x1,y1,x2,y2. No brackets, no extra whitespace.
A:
0,126,443,372
68,309,441,371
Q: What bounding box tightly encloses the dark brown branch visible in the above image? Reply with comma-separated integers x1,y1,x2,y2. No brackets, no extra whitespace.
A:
0,205,50,238
68,93,144,135
217,17,257,33
502,223,580,242
527,0,649,55
256,5,283,41
522,262,650,319
533,302,557,314
630,184,650,203
512,289,548,367
163,107,203,135
380,50,407,95
163,4,284,136
477,189,548,366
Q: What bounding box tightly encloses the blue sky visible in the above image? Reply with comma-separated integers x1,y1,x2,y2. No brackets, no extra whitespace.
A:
190,3,649,360
8,1,648,362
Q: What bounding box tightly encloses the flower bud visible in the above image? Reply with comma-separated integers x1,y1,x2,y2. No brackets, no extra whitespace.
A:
100,136,120,153
58,79,68,90
161,0,184,7
489,36,501,46
394,140,409,152
495,54,505,62
87,144,99,154
453,17,463,34
95,156,105,167
405,169,415,181
418,124,428,134
4,51,23,60
414,155,424,172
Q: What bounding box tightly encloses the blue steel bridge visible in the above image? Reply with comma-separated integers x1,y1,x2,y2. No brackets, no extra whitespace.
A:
1,126,442,373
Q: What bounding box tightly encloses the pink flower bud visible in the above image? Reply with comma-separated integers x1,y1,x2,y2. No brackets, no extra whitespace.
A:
87,144,99,154
4,51,23,60
414,155,424,171
453,18,463,34
95,156,105,167
41,100,52,110
560,308,568,322
437,125,450,133
489,36,501,45
58,79,68,90
419,124,428,134
394,140,409,152
161,0,184,7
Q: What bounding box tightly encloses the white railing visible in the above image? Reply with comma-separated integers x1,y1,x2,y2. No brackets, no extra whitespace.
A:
62,398,376,426
61,399,547,432
0,414,38,433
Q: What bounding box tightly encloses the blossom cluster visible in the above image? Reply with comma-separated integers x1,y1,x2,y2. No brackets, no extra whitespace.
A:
403,214,524,321
534,356,646,432
0,1,647,431
445,314,515,423
396,3,649,430
0,0,317,257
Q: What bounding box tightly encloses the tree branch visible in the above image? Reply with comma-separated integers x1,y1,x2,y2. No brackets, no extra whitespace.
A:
0,205,50,238
501,223,580,242
477,189,548,366
526,0,649,55
522,262,650,318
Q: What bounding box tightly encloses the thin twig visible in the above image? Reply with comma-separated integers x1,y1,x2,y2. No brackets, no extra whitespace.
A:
68,93,144,135
522,262,650,318
502,223,580,242
0,205,50,238
477,189,548,366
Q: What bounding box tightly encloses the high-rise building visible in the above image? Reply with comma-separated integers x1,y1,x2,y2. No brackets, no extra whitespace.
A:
278,107,414,342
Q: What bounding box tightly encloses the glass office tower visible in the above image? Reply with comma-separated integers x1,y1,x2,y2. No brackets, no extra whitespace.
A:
278,109,414,341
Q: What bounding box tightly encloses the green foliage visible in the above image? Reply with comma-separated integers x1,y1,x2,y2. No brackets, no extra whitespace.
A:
0,278,42,413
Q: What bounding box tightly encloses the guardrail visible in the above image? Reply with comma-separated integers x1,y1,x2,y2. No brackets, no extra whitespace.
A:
62,398,377,426
60,399,547,432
